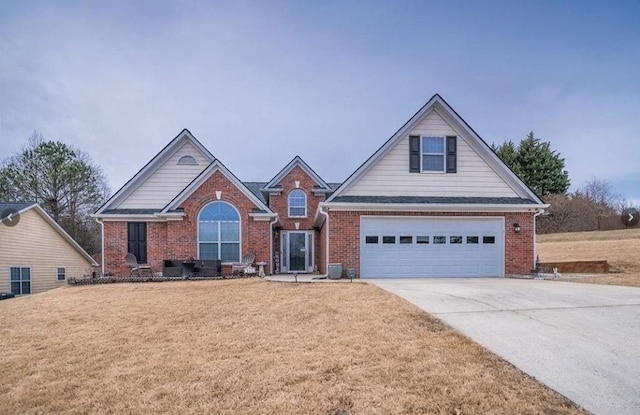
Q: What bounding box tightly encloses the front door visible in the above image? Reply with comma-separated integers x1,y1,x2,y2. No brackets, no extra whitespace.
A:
281,231,313,273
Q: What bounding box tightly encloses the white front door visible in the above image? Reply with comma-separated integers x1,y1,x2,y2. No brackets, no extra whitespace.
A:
281,231,314,273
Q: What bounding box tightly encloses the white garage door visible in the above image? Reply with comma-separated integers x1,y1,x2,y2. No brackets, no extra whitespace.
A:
360,217,504,278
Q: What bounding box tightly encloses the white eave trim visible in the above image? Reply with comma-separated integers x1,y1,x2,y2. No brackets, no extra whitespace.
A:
249,212,278,221
321,202,549,213
262,156,332,191
91,212,185,221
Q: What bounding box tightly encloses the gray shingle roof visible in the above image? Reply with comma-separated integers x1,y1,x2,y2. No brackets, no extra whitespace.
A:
101,208,161,215
0,202,35,213
329,196,538,204
243,182,268,204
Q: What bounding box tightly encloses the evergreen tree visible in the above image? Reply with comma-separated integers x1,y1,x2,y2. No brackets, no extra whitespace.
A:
492,132,570,197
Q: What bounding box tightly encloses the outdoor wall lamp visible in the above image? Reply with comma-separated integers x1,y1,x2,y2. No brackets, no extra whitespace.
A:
513,223,521,233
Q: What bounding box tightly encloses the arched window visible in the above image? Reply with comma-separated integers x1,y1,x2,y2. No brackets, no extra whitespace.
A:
288,189,307,217
177,155,198,165
198,201,240,262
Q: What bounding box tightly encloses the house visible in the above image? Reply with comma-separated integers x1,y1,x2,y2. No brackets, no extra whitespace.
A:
0,202,98,295
94,94,546,278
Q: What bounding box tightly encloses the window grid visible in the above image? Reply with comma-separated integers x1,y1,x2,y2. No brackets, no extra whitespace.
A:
10,267,31,295
57,267,66,281
421,136,446,172
198,202,240,263
288,189,307,217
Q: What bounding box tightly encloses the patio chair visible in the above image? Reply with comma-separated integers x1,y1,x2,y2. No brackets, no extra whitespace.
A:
125,253,152,277
231,253,256,275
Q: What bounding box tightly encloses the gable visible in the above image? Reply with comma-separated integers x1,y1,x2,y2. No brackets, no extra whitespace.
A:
163,160,273,215
117,140,210,209
328,95,543,204
341,108,519,198
92,129,217,214
263,156,331,192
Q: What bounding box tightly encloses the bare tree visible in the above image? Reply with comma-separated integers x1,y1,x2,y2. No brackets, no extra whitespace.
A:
582,177,618,215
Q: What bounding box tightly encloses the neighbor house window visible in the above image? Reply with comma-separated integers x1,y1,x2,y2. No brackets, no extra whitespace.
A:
422,136,445,172
198,201,240,263
57,267,66,281
127,222,147,263
288,189,307,217
10,267,31,295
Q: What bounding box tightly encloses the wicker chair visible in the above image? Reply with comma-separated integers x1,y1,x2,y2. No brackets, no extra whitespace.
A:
125,253,152,277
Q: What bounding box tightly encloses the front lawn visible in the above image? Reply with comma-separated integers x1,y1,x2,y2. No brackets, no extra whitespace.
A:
0,279,586,414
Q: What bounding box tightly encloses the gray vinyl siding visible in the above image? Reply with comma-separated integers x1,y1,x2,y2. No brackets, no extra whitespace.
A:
117,141,209,209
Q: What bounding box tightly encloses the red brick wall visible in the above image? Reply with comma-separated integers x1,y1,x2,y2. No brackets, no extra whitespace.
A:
102,170,272,276
325,210,536,277
268,165,325,272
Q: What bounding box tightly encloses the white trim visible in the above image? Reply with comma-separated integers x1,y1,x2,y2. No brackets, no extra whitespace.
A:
56,266,66,281
8,266,32,295
421,135,446,173
263,156,331,191
196,201,242,263
326,95,544,205
162,160,272,214
280,230,314,273
321,202,549,213
288,189,307,218
95,129,214,215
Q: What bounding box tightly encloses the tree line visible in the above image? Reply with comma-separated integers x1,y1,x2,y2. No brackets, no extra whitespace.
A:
492,132,634,233
0,132,110,254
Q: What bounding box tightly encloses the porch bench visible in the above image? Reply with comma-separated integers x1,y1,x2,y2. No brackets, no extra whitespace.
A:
162,259,221,278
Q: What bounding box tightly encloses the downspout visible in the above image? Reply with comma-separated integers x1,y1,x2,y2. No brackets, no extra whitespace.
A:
533,208,545,271
318,205,330,276
269,215,279,275
95,218,105,275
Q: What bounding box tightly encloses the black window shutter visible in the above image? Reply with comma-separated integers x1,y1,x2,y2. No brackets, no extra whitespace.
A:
409,135,420,172
446,136,457,173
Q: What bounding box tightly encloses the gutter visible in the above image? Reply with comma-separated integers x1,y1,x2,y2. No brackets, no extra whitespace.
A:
317,205,330,276
324,202,550,213
533,207,547,271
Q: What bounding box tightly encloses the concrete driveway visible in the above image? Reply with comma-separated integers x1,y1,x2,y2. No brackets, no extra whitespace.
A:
370,278,640,415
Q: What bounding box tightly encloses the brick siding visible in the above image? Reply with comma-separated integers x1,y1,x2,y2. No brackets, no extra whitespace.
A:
325,210,536,277
103,170,271,276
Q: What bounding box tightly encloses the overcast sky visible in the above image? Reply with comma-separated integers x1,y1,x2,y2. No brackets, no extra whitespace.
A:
1,1,639,204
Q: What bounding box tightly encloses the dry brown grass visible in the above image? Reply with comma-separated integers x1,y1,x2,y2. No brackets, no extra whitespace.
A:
0,279,586,415
538,228,640,286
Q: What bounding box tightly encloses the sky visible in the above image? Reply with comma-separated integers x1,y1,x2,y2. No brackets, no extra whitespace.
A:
1,0,639,205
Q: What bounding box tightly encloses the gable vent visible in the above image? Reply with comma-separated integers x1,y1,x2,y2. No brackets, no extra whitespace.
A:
177,155,198,165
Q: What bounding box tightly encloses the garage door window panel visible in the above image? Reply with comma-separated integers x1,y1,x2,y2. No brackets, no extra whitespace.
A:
416,236,430,244
399,236,413,244
434,236,446,244
483,236,496,244
467,236,479,244
382,236,396,244
365,236,379,244
450,236,463,244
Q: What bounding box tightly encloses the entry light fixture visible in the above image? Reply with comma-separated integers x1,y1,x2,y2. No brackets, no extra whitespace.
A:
513,223,521,233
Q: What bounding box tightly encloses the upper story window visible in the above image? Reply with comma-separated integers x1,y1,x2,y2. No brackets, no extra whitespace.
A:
177,155,198,165
288,189,307,217
422,136,445,172
198,201,240,263
409,135,457,173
